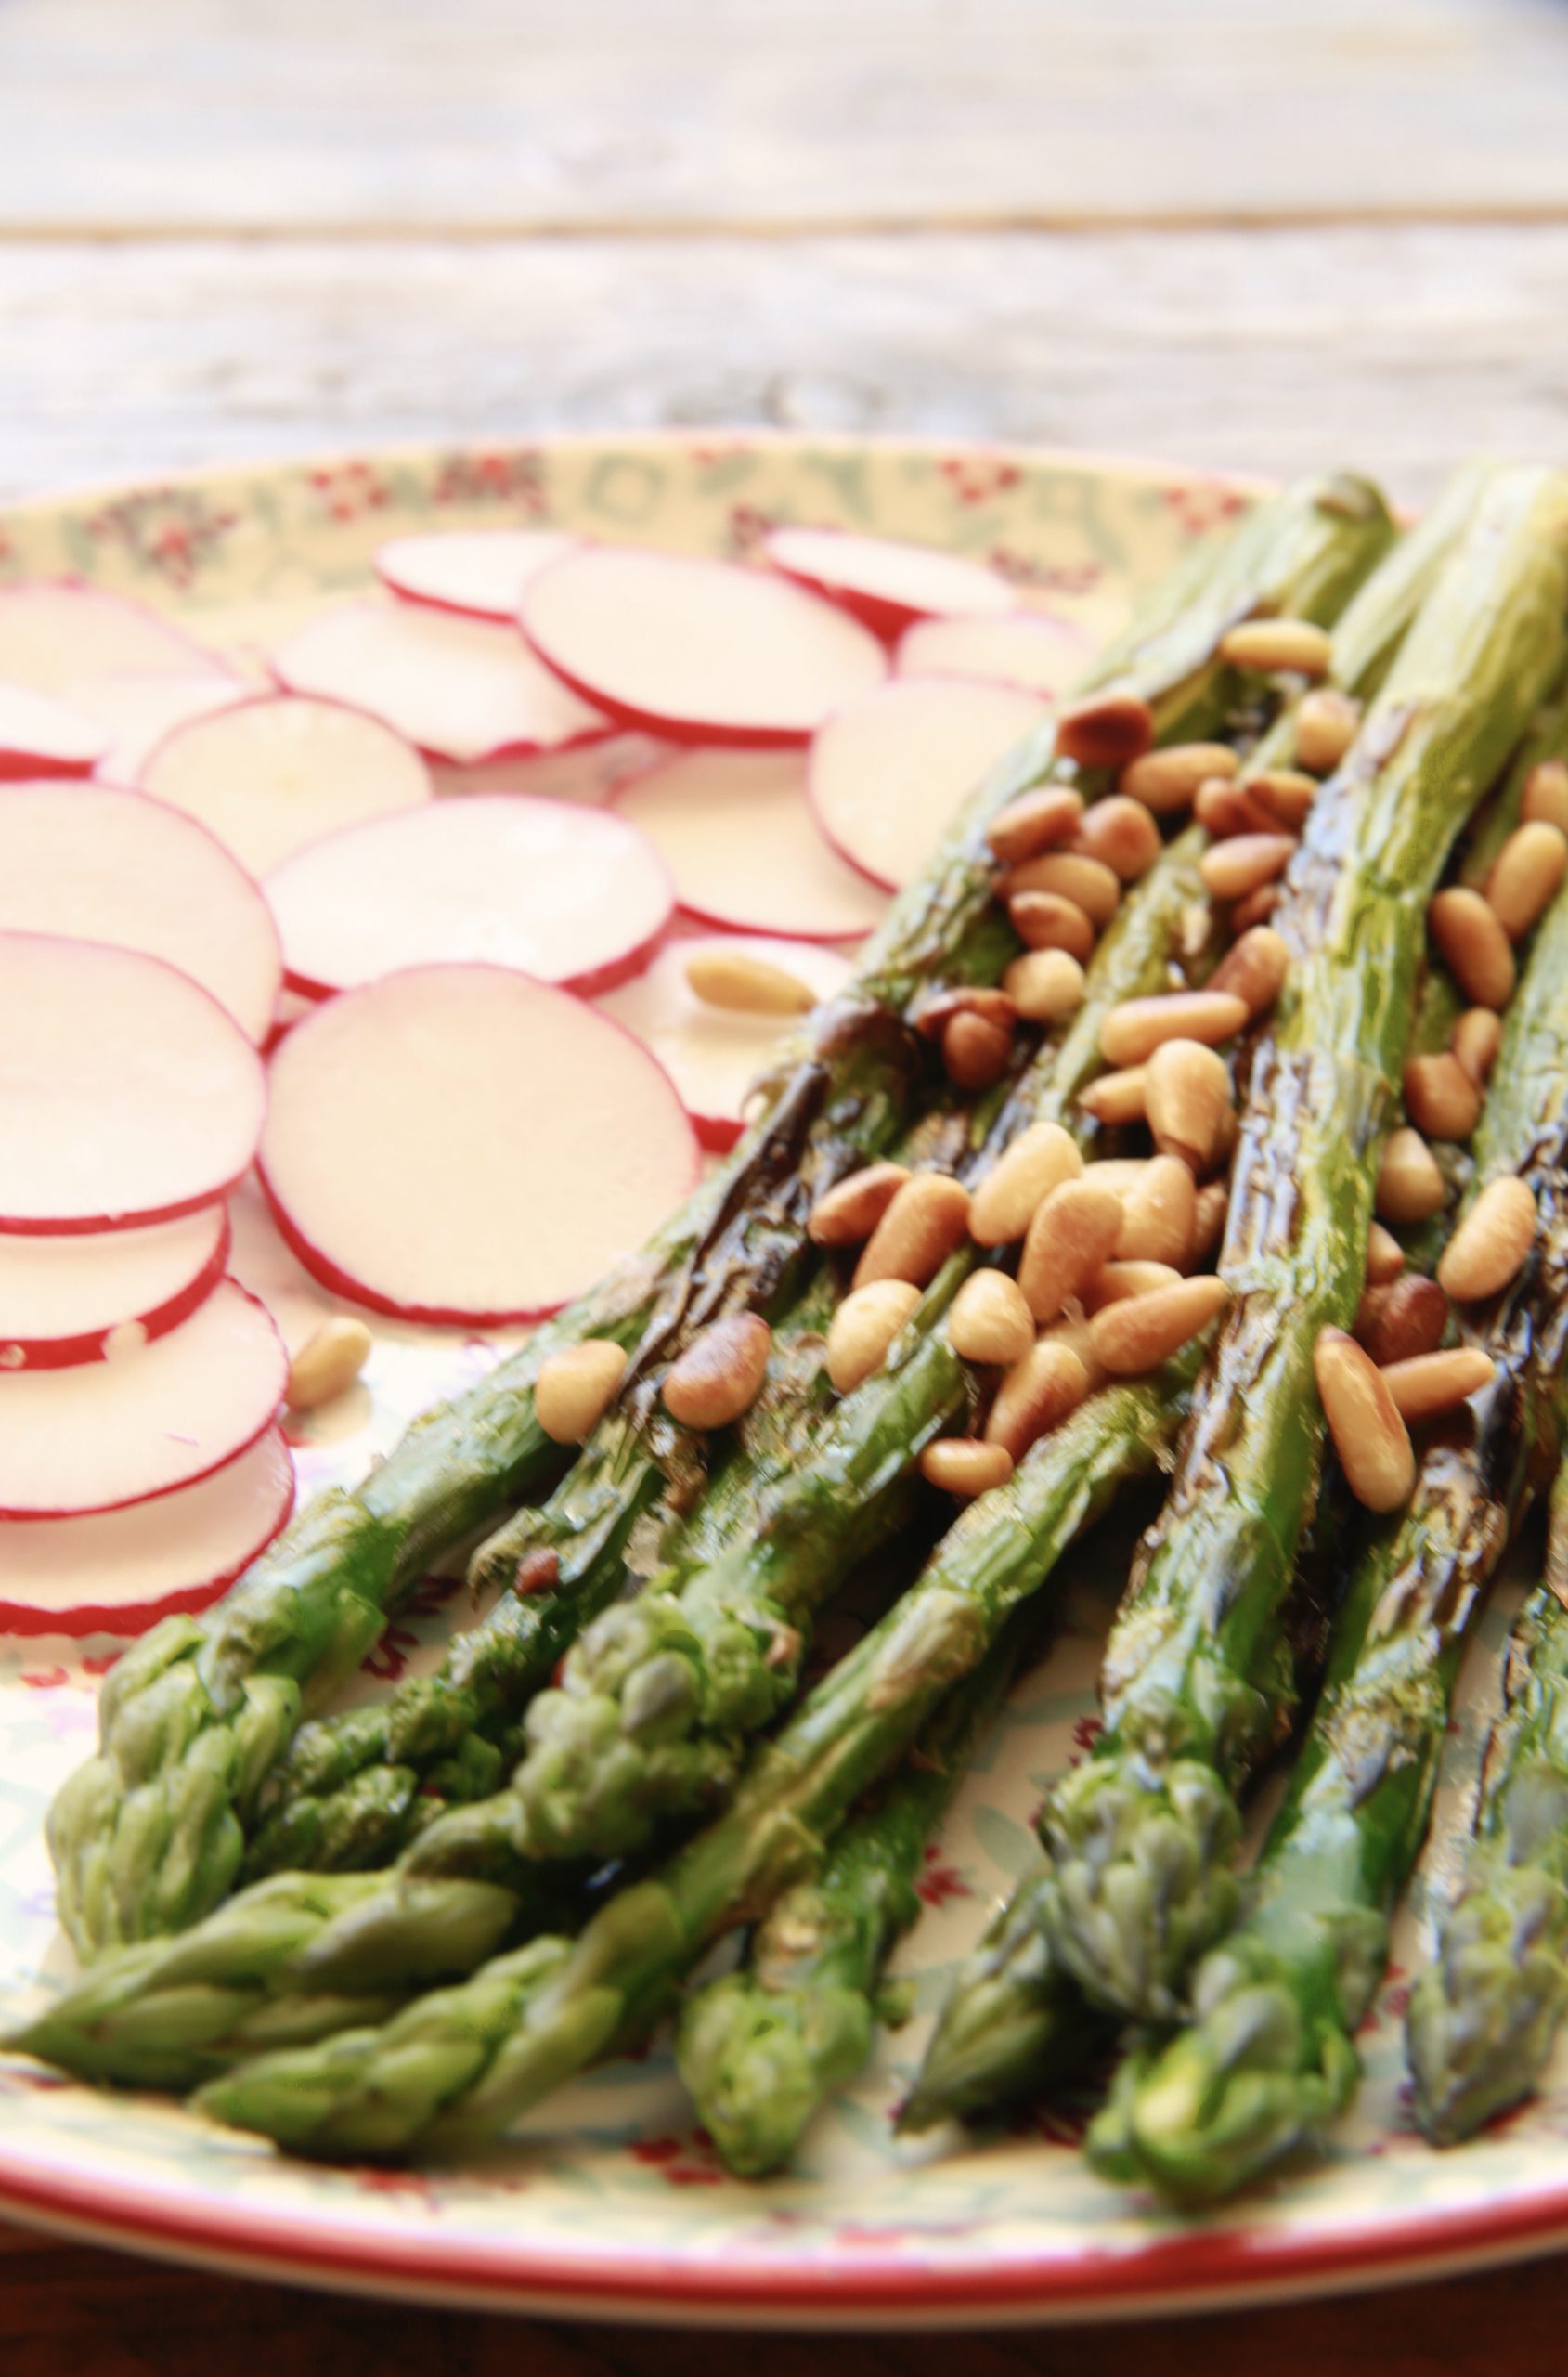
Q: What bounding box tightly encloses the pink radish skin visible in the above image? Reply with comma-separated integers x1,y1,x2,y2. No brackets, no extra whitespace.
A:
520,546,888,747
0,1279,285,1518
264,793,673,1002
139,692,433,879
894,610,1090,696
0,681,109,778
261,965,699,1326
763,526,1016,640
0,581,234,695
0,1429,294,1637
0,1205,230,1370
0,934,266,1236
0,781,282,1043
809,675,1051,894
271,601,608,764
71,671,250,783
377,529,581,622
616,748,885,943
598,934,854,1152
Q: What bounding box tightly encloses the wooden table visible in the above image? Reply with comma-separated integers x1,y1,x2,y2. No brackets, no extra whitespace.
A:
5,0,1568,2360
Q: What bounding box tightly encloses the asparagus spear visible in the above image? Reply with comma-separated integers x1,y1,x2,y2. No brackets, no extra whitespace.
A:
1033,464,1568,2026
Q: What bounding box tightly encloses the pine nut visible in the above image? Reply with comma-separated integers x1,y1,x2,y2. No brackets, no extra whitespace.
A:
1082,1158,1152,1197
986,786,1085,864
920,1437,1015,1499
1220,617,1333,678
1404,1051,1483,1143
969,1120,1082,1246
825,1280,922,1394
1100,989,1250,1068
1018,1179,1125,1322
1082,1259,1183,1312
1354,1273,1448,1369
1004,851,1121,928
808,1162,911,1248
1522,757,1568,836
663,1313,772,1429
1009,890,1096,964
1038,1313,1106,1392
1293,688,1362,774
1430,887,1516,1010
1438,1176,1537,1303
1376,1127,1447,1225
949,1269,1037,1365
1208,924,1289,1019
1079,1064,1148,1127
1365,1221,1406,1284
1231,883,1282,934
1380,1346,1497,1422
1055,691,1155,772
1194,779,1271,839
1072,796,1161,882
1199,833,1297,903
984,1338,1091,1459
1089,1273,1229,1375
943,1010,1014,1092
1241,769,1319,832
1191,1180,1229,1261
1314,1328,1415,1513
1121,742,1239,817
1486,821,1568,942
1145,1039,1233,1174
684,948,814,1017
1003,947,1085,1024
1451,1007,1503,1086
914,986,1017,1040
285,1315,372,1412
1115,1153,1198,1267
854,1171,972,1289
535,1338,630,1444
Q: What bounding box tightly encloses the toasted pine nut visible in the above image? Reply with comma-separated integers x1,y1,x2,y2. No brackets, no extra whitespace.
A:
1365,1221,1406,1284
1082,1158,1151,1196
1009,889,1096,964
1438,1176,1537,1303
1004,851,1121,928
1199,833,1297,903
825,1280,922,1394
1121,742,1239,816
1145,1039,1233,1174
1451,1007,1503,1086
1293,687,1361,774
1082,1259,1184,1312
1114,1153,1198,1267
1100,988,1250,1069
1231,882,1282,934
1486,820,1568,942
1018,1179,1125,1323
1079,1064,1148,1127
1194,779,1272,839
1522,757,1568,836
1038,1313,1107,1392
969,1120,1082,1246
285,1316,372,1412
1190,1179,1229,1261
1056,691,1155,772
684,948,814,1017
914,986,1017,1041
1089,1273,1229,1375
1404,1051,1483,1143
1380,1346,1497,1422
1208,924,1289,1019
949,1269,1037,1366
808,1162,911,1248
1430,887,1516,1010
1354,1273,1448,1369
663,1313,772,1430
535,1338,630,1444
986,786,1085,864
1071,796,1161,882
1220,617,1333,678
854,1172,972,1290
1314,1328,1415,1513
1003,947,1085,1024
920,1437,1016,1499
984,1338,1091,1458
943,1010,1014,1092
1376,1127,1446,1225
1240,768,1319,832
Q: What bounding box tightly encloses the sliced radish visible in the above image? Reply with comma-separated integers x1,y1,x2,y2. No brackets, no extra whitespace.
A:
810,676,1051,893
264,793,671,1001
0,781,281,1043
0,1206,230,1370
138,693,433,878
0,582,233,695
764,526,1016,640
0,681,109,778
377,529,580,622
428,732,665,806
0,934,266,1234
0,1279,285,1517
616,749,885,942
68,671,250,783
894,610,1089,696
598,934,854,1152
271,602,607,764
0,1428,294,1635
520,546,887,746
261,965,699,1325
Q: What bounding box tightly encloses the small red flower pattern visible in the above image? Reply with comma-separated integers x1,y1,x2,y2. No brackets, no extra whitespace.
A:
939,456,1022,507
307,461,392,524
1162,481,1249,539
1067,1712,1103,1767
432,449,548,513
19,1668,69,1692
362,1622,419,1683
916,1843,971,1909
630,2130,726,2187
85,488,238,588
349,2166,440,2208
727,503,775,557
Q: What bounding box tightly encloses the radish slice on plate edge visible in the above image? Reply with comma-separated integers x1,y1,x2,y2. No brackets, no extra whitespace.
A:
0,580,235,694
763,525,1017,639
894,609,1089,695
377,528,581,622
0,1204,231,1370
0,680,109,776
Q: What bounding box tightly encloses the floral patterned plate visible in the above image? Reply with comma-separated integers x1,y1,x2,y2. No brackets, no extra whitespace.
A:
1,433,1564,2329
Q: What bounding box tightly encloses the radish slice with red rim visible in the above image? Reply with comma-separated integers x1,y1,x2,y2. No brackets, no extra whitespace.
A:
809,675,1051,893
598,934,854,1152
0,1206,230,1370
271,602,608,763
0,1428,295,1636
0,1279,285,1517
428,732,665,806
0,681,109,777
616,748,885,942
377,529,580,622
764,526,1016,639
0,934,266,1234
894,610,1089,695
264,793,672,999
0,582,233,694
520,546,887,745
68,671,250,783
261,965,699,1325
0,782,282,1043
139,693,433,877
